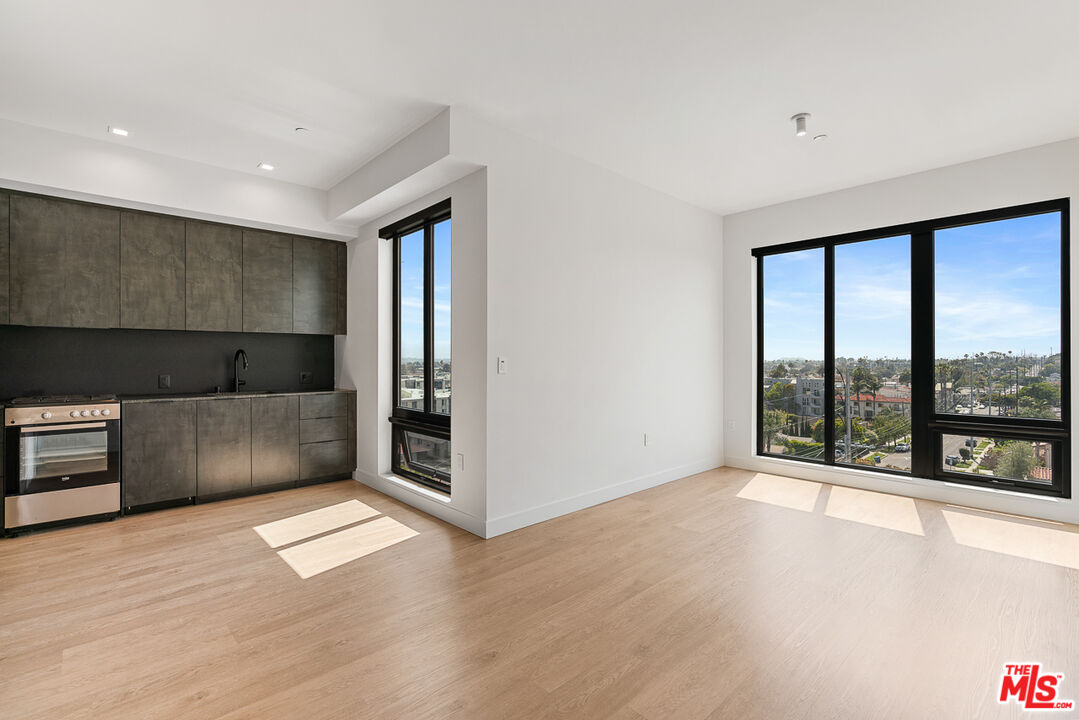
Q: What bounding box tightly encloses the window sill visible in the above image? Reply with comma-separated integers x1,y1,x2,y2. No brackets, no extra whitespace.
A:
755,454,1063,503
380,473,452,503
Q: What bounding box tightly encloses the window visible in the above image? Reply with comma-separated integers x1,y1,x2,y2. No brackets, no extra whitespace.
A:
755,199,1070,498
382,200,451,493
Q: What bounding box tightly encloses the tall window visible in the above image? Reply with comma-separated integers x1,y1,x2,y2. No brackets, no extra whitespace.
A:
756,199,1070,498
382,200,451,493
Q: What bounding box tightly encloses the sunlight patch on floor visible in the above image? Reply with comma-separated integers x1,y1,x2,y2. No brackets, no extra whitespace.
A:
253,499,380,548
824,486,924,536
277,516,419,579
735,473,822,512
942,509,1079,570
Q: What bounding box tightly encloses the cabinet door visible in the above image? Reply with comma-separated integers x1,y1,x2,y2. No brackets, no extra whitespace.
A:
9,195,120,328
335,241,348,335
122,400,197,507
243,230,293,333
251,395,299,488
197,398,251,496
0,193,8,324
299,392,346,419
300,440,349,480
186,222,242,332
293,237,337,334
120,212,186,330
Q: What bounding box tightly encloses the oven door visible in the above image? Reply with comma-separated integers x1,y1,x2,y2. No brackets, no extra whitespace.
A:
5,421,120,496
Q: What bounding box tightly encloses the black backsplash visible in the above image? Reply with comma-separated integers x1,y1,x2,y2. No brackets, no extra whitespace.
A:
0,326,335,399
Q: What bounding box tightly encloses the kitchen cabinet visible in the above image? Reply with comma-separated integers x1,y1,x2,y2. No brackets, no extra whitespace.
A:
293,237,337,334
196,398,251,497
9,194,120,328
0,193,8,324
122,399,197,508
243,230,293,333
251,395,299,488
335,241,348,335
299,391,354,481
120,212,186,330
186,221,242,332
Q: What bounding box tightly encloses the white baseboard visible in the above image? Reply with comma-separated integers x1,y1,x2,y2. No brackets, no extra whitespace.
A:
354,470,486,537
483,458,721,538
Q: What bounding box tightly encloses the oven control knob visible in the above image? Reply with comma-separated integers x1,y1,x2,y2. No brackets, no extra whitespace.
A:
102,409,111,416
71,411,80,418
80,410,91,417
41,411,52,419
91,409,101,416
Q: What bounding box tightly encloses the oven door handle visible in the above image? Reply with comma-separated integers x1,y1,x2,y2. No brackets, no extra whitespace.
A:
20,422,108,433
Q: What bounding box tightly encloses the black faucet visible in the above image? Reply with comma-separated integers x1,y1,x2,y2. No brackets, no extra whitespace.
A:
233,349,249,392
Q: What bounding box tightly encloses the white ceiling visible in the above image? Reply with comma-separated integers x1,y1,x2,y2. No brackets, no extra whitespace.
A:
3,0,1079,215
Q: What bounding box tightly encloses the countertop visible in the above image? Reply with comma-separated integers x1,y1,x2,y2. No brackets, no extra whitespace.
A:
119,388,356,403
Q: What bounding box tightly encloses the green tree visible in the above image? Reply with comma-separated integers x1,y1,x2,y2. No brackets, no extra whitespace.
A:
763,410,786,451
769,363,788,378
765,382,796,413
997,442,1035,480
1020,382,1061,406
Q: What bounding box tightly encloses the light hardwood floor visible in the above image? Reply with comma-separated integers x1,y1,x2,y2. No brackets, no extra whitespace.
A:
2,467,1077,719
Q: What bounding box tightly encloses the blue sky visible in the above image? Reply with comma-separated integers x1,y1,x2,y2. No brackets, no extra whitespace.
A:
399,219,451,361
763,212,1060,361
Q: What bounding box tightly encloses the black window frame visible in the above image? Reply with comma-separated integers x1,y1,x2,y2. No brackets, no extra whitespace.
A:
381,198,451,492
754,198,1070,498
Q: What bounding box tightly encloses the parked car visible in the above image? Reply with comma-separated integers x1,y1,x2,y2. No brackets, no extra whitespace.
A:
895,443,911,452
945,454,960,466
965,438,977,447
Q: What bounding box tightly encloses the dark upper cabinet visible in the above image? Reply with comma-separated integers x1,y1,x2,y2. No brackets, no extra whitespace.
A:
122,399,197,507
9,195,120,328
243,230,293,333
251,395,299,488
0,193,8,325
197,398,251,497
186,222,242,332
293,237,337,334
335,242,348,335
120,212,186,330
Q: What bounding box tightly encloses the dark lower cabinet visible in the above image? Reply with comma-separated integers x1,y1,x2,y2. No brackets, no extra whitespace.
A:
9,195,120,328
120,391,353,512
197,398,251,497
122,400,197,508
252,395,299,488
301,440,350,480
0,193,9,324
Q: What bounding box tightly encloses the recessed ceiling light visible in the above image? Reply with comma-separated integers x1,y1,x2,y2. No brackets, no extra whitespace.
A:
257,162,275,171
107,126,129,137
790,112,811,137
813,134,828,142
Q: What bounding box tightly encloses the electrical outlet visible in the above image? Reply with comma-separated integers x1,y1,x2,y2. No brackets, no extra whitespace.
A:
457,453,465,471
643,433,649,446
300,371,313,384
727,420,736,431
497,357,507,374
158,374,171,389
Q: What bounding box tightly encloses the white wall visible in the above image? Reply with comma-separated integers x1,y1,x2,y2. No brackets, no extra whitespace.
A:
724,137,1079,525
453,114,725,536
340,170,488,535
0,118,353,239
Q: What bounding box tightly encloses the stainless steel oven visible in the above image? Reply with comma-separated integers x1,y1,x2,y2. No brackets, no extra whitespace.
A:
4,396,120,533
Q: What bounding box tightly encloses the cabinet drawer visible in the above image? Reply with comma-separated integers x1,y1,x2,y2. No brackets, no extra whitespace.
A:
299,393,346,419
300,416,346,444
300,440,349,479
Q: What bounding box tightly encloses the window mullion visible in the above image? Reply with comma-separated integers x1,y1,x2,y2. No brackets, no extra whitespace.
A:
423,221,435,416
824,245,836,464
910,229,934,478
